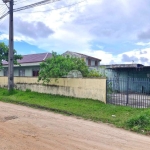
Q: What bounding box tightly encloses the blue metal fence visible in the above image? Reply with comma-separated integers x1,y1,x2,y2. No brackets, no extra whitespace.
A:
106,77,150,108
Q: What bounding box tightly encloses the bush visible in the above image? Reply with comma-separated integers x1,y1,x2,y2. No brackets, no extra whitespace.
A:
26,89,31,92
87,69,104,78
38,52,89,83
125,113,150,132
2,89,17,96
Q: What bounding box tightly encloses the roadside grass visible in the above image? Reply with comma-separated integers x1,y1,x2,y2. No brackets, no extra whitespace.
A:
0,88,150,135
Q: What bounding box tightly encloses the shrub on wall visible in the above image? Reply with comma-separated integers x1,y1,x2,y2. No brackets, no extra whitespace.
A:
38,52,89,84
87,69,106,78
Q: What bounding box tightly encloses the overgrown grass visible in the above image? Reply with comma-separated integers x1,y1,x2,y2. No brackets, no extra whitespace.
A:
0,88,150,135
125,112,150,134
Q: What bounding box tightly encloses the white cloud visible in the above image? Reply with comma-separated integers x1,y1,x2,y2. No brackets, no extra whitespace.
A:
115,48,150,65
1,0,150,66
82,47,150,66
79,49,113,64
136,42,150,46
0,34,8,40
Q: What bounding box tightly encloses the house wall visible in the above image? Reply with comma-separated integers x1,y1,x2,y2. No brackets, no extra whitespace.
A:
86,58,100,67
14,68,18,76
0,70,3,76
104,68,150,79
0,77,107,103
86,59,88,65
91,60,95,66
0,66,40,77
105,67,150,94
63,51,100,67
25,67,32,76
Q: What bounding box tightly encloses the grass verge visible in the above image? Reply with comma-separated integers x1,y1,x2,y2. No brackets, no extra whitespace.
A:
0,88,150,135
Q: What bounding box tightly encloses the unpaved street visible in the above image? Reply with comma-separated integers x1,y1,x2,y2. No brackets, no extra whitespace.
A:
0,102,150,150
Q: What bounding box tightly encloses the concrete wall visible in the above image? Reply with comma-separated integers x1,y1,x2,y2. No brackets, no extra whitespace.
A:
0,77,107,103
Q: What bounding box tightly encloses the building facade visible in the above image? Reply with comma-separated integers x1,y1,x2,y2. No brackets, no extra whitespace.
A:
62,51,101,68
0,53,52,77
101,64,150,94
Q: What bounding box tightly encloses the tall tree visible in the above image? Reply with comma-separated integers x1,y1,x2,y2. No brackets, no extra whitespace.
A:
0,42,22,69
38,52,89,83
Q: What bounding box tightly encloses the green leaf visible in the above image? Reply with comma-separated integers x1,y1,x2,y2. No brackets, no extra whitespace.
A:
38,52,89,83
0,42,22,70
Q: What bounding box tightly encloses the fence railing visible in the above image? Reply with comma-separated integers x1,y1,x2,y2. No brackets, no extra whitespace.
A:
107,77,150,108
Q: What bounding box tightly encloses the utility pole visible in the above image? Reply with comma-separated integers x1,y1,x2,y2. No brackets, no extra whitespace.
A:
8,0,14,91
1,0,60,91
2,0,14,91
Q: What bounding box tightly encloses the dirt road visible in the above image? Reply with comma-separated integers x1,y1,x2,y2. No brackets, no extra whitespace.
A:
0,102,150,150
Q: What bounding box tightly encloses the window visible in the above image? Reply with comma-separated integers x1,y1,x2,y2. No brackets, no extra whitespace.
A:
32,70,39,77
4,69,8,76
19,69,25,76
95,61,98,66
88,59,91,66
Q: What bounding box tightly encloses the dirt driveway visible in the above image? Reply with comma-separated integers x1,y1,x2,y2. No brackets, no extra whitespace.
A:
0,102,150,150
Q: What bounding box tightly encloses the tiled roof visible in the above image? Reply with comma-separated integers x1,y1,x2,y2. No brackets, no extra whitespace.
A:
101,64,144,69
75,52,101,61
2,53,52,65
64,51,101,61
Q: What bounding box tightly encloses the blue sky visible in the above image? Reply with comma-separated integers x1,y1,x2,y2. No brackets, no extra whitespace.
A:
0,0,150,65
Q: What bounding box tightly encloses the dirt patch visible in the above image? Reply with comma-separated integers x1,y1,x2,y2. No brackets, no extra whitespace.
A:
0,101,150,150
0,116,18,122
4,116,18,121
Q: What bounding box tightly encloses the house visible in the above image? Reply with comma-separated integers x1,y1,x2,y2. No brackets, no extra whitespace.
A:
101,63,146,79
62,51,101,68
0,51,101,77
0,53,52,77
101,63,150,94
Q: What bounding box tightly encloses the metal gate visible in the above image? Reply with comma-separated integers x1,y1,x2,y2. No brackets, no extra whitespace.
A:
106,77,150,108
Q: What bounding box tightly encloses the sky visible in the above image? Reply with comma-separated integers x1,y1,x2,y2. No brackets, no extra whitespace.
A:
0,0,150,65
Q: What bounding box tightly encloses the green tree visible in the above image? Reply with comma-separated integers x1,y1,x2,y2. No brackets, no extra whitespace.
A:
38,52,89,83
0,42,22,70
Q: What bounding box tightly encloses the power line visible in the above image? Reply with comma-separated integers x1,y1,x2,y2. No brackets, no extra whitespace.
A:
0,0,60,20
0,0,87,25
17,0,86,13
0,0,61,90
0,5,6,9
0,6,8,26
0,15,8,26
14,0,60,12
0,12,8,20
14,0,30,4
0,5,7,11
0,0,86,21
0,7,8,15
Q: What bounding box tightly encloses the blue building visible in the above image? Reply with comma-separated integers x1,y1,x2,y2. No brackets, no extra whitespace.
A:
101,64,150,94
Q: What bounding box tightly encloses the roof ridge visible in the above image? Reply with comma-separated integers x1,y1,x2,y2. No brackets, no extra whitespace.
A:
2,52,52,65
74,52,101,61
43,53,49,61
22,52,48,56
